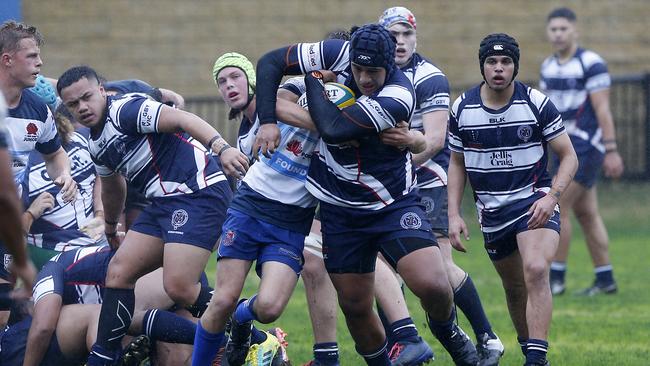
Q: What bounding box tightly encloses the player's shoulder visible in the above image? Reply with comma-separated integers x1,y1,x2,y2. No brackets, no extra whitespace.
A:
577,47,607,68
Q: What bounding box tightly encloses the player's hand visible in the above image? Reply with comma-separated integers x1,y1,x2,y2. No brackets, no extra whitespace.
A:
79,216,106,241
526,194,558,230
380,122,415,150
319,70,337,83
603,151,624,178
105,230,125,251
10,260,37,300
253,124,280,159
54,173,77,203
27,192,55,219
219,147,250,179
448,214,469,252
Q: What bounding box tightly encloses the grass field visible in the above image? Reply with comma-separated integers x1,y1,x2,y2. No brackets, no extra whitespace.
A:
205,181,650,365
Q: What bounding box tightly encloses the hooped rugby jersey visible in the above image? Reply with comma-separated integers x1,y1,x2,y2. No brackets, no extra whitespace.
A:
89,94,226,198
282,40,417,210
4,90,60,189
448,81,565,232
22,129,99,250
539,47,610,153
230,77,319,234
32,245,113,305
401,53,451,188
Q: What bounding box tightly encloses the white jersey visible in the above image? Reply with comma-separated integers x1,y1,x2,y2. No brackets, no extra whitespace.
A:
4,90,60,189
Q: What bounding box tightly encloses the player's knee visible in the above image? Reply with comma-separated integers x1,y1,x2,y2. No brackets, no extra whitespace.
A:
105,258,136,287
410,275,452,302
338,296,373,318
251,296,284,323
163,281,196,306
208,292,239,315
302,253,326,281
523,260,549,285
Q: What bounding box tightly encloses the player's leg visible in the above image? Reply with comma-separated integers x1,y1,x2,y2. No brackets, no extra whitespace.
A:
550,180,583,295
193,257,252,365
303,219,340,366
88,230,165,365
330,271,391,366
387,242,477,366
517,227,558,366
303,248,340,366
228,221,304,365
374,255,435,366
573,185,617,294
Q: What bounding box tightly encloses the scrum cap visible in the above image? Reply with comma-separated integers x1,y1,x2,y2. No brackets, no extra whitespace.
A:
350,24,396,78
212,52,256,95
478,33,520,78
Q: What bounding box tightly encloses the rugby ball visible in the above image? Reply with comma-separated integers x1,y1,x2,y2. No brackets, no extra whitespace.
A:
297,82,356,110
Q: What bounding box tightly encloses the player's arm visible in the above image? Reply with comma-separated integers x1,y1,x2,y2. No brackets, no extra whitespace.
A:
41,147,77,203
156,105,249,177
590,89,624,178
23,293,63,366
304,72,383,144
100,172,126,249
412,110,447,165
527,132,578,229
159,88,185,109
0,148,28,267
447,151,469,252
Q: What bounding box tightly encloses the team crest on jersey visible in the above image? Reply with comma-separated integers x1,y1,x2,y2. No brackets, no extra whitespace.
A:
24,122,38,142
171,209,189,230
517,125,533,142
400,212,422,229
114,139,126,155
421,196,435,214
222,230,236,246
286,140,303,156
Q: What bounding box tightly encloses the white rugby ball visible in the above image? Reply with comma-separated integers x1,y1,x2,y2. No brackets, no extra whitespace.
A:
297,82,356,110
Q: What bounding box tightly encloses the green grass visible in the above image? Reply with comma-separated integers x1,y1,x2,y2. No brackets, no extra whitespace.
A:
205,181,650,365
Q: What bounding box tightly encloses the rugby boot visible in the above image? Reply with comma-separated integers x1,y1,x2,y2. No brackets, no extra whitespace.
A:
118,335,151,366
301,360,340,366
225,316,253,366
575,281,617,296
434,323,479,366
476,333,504,366
267,327,290,364
549,280,565,296
388,336,434,365
523,360,549,366
244,331,281,366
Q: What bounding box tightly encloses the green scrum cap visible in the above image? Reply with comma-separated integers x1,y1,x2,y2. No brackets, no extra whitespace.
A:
212,52,256,95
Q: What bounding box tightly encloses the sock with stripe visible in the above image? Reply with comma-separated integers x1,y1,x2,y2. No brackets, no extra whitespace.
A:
526,338,548,364
314,342,339,365
358,340,391,366
389,317,419,343
454,274,497,340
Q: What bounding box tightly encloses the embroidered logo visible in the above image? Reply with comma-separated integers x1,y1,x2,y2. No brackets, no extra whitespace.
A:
171,209,189,230
421,196,435,214
24,123,38,141
400,212,422,229
517,125,533,142
222,230,236,246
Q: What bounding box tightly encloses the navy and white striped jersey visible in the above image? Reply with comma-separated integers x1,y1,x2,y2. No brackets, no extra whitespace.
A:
89,94,226,198
22,129,99,250
401,53,451,188
4,90,60,189
539,47,610,152
32,245,112,305
292,40,417,210
449,81,565,232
